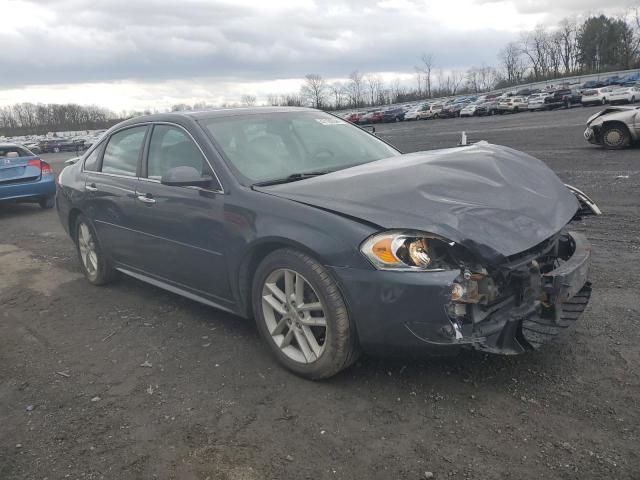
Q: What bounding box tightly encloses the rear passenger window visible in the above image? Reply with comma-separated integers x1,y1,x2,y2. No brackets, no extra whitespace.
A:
147,125,209,180
101,126,147,177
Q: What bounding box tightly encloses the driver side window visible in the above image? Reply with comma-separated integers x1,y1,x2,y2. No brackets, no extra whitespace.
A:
147,125,211,181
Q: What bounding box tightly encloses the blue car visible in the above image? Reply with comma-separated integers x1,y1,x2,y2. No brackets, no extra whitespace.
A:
0,143,56,208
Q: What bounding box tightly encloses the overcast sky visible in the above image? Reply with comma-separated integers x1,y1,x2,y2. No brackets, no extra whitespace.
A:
0,0,635,111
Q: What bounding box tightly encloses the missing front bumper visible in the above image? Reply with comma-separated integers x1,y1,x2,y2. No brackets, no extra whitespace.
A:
405,231,592,354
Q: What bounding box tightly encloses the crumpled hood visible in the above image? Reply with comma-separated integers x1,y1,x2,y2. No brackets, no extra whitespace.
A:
255,142,579,261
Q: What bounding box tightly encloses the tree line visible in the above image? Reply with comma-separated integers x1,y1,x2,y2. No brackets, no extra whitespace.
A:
0,103,120,136
286,11,640,110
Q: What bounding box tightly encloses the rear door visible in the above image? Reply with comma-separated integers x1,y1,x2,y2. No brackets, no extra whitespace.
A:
129,123,232,304
0,146,40,188
83,125,149,266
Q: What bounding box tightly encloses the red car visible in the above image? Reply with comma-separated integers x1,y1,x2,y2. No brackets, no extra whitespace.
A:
345,112,363,123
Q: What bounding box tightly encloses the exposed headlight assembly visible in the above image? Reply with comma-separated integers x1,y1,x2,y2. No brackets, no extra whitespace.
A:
360,230,459,271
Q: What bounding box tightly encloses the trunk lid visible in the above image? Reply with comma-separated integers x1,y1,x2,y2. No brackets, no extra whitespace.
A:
0,155,42,185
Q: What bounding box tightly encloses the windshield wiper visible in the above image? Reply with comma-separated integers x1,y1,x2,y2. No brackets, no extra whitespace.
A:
252,171,333,187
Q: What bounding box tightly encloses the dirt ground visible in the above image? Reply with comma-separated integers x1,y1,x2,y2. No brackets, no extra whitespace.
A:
1,105,639,480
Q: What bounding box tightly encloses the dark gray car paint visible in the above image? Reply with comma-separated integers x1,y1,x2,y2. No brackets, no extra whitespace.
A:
255,141,579,262
56,109,586,354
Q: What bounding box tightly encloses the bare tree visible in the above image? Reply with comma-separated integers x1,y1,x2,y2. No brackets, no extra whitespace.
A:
364,74,383,106
498,42,525,84
300,74,328,109
346,70,364,108
240,94,257,107
558,18,578,74
520,26,551,80
328,82,345,109
418,53,434,97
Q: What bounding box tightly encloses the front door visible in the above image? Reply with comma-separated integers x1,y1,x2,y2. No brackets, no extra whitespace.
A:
129,123,232,305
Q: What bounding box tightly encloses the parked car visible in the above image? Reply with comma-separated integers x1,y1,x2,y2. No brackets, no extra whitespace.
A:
527,93,549,111
544,89,582,109
382,108,405,122
56,108,599,379
345,112,363,124
581,80,605,90
497,96,527,113
607,86,640,105
39,138,85,153
516,88,540,97
460,102,482,117
403,105,422,121
602,75,624,86
584,106,639,149
360,110,384,124
416,103,442,120
439,102,469,118
477,99,499,116
0,143,56,208
581,87,614,106
23,141,42,154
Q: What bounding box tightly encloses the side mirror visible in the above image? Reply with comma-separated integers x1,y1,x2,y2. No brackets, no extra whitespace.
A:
161,166,213,188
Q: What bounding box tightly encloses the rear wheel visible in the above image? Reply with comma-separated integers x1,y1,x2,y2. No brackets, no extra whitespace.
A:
252,248,359,379
75,215,118,285
602,123,631,150
39,196,55,209
601,98,606,105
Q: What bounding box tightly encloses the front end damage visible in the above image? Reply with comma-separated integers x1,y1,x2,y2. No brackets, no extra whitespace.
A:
438,231,591,354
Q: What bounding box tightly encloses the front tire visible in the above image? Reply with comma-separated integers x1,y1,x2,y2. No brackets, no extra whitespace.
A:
252,248,359,379
602,123,631,150
74,215,118,285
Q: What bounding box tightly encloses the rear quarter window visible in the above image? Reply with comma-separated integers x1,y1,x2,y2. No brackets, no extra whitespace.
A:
0,146,31,157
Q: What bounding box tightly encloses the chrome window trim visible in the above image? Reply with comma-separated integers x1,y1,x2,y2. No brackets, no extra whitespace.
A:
85,171,139,181
82,121,224,194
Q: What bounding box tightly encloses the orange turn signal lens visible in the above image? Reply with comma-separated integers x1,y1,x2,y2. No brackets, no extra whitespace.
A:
371,237,401,264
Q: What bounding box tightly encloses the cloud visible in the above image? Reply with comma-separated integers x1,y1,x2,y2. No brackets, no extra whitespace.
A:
0,0,632,108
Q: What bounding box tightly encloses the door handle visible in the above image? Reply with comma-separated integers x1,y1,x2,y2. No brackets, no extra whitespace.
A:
137,193,156,204
85,183,98,192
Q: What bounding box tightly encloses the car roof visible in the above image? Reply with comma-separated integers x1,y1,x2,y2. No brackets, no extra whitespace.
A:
0,143,24,148
115,107,319,128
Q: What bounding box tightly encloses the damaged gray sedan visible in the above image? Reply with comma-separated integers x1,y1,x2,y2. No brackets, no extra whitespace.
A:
56,108,600,379
584,106,640,149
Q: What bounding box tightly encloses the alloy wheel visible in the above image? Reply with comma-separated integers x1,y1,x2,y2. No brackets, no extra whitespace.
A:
78,222,98,277
261,268,327,364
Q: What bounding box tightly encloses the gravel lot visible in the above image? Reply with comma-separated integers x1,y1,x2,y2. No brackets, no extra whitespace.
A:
1,105,639,480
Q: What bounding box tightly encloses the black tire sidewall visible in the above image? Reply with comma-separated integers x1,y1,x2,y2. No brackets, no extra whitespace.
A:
252,248,358,379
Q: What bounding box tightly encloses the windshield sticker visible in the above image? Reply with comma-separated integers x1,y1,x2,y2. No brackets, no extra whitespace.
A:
315,118,345,125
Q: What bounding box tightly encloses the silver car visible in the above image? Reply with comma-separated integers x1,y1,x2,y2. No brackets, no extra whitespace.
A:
584,106,640,149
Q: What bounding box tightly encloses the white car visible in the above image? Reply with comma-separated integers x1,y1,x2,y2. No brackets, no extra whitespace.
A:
497,96,527,113
608,86,640,105
416,103,443,120
527,93,549,111
404,105,424,121
581,87,614,106
459,103,481,117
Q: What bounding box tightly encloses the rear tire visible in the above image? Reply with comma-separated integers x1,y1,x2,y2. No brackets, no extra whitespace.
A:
74,214,118,285
252,248,359,379
602,123,631,150
601,98,606,105
39,196,55,209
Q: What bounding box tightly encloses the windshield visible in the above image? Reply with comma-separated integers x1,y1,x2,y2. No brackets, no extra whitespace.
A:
201,111,400,185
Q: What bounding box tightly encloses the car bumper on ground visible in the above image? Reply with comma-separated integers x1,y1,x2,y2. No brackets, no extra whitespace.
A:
332,231,592,356
0,175,56,203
